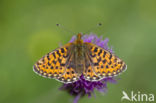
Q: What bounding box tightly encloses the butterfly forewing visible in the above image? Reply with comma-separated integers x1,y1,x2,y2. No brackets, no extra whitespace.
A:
83,43,127,81
33,43,80,83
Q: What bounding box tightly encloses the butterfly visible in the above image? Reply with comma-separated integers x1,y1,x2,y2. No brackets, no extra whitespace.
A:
33,33,127,84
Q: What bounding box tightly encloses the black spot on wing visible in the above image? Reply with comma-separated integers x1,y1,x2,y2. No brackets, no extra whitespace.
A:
52,60,56,64
48,62,51,66
58,58,62,63
106,65,109,68
108,61,112,65
61,48,65,53
98,49,102,56
94,63,99,66
109,54,112,60
47,55,50,60
97,57,102,62
52,52,56,58
103,51,107,58
90,53,96,57
60,63,65,66
50,66,53,69
94,47,98,52
102,59,106,64
56,50,61,56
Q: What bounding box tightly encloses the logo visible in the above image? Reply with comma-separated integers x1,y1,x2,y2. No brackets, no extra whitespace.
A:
121,91,154,102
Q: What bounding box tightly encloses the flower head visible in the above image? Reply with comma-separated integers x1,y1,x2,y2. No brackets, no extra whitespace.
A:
60,33,117,103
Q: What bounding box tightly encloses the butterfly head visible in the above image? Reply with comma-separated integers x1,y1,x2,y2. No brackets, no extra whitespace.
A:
74,33,83,44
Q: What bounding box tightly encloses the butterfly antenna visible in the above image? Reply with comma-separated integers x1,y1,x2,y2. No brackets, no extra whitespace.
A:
56,24,75,35
84,23,102,34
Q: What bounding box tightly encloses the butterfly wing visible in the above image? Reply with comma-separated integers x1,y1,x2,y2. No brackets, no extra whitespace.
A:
33,43,79,83
83,50,101,81
83,42,127,81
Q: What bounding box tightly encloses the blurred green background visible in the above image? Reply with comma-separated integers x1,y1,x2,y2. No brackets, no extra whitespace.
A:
0,0,156,103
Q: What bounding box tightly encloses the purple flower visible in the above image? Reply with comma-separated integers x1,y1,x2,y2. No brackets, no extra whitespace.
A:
60,33,116,103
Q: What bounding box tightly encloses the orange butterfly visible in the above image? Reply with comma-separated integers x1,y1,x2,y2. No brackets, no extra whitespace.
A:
33,33,127,83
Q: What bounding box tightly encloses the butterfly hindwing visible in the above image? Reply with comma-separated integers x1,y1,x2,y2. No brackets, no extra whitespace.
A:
33,43,79,83
82,51,101,81
58,49,80,83
84,43,127,80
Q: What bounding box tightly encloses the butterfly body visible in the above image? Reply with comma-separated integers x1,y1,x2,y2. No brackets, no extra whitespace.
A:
33,33,127,83
72,33,86,75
